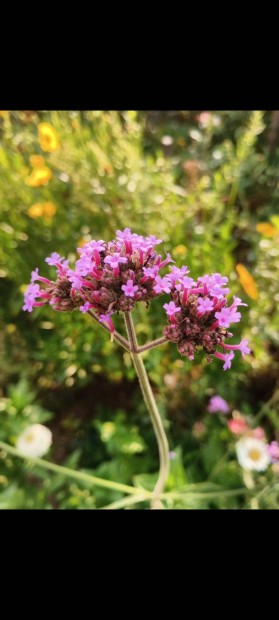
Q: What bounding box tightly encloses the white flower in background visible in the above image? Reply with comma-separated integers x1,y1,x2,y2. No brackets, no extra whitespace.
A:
236,437,271,472
16,424,52,458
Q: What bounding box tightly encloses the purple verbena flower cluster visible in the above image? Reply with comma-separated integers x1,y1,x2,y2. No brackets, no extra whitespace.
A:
162,269,251,369
23,229,251,370
23,229,172,330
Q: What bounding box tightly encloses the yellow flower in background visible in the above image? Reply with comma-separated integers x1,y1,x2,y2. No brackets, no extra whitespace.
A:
28,203,45,218
77,238,87,248
0,111,9,118
43,202,56,218
256,222,277,238
28,202,56,219
26,166,52,187
173,244,187,259
38,123,60,152
30,154,45,168
236,263,259,300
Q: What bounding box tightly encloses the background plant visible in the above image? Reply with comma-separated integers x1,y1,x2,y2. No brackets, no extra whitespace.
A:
0,110,279,509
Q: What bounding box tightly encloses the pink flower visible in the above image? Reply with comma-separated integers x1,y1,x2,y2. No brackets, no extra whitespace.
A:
163,301,181,323
104,252,128,276
153,276,171,294
175,276,196,292
267,441,279,463
157,252,175,268
121,279,139,298
215,307,241,328
227,418,249,434
45,252,64,266
163,301,181,316
213,350,235,370
197,297,214,314
99,312,115,335
252,427,266,440
22,283,42,312
79,302,93,313
223,339,251,358
142,266,159,280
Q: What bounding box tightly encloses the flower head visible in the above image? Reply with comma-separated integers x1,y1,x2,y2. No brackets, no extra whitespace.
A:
228,417,250,435
38,122,60,152
16,424,52,458
45,252,64,266
236,437,271,471
163,264,249,371
267,441,279,463
207,395,230,414
26,166,52,187
22,231,250,372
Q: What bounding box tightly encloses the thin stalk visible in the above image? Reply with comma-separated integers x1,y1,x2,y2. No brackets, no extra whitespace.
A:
136,337,168,353
0,440,149,497
101,494,148,510
88,309,130,352
243,470,259,509
124,312,170,509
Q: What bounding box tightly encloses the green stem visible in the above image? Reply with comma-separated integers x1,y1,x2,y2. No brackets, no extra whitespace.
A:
136,337,168,353
124,312,170,509
242,470,259,509
0,440,149,497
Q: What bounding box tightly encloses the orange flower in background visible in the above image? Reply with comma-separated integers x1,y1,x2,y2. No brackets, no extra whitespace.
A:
28,203,45,218
30,155,45,168
26,166,52,187
236,263,259,300
43,202,56,218
256,222,277,237
38,122,60,152
173,244,187,259
28,202,56,219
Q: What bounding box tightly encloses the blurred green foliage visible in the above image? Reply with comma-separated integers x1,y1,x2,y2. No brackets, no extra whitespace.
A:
0,110,279,509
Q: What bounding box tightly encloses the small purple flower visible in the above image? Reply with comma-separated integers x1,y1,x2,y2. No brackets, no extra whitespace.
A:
163,301,181,318
175,276,196,292
31,268,51,285
121,279,139,298
45,252,64,266
197,297,214,314
231,296,248,309
157,252,175,268
163,301,181,324
215,307,241,328
153,276,172,294
141,266,159,282
116,228,134,242
104,252,128,276
67,270,83,289
207,395,230,414
146,234,162,246
267,441,279,463
79,302,93,313
223,338,251,358
22,283,41,312
223,351,234,370
168,265,190,285
99,312,115,337
213,350,235,370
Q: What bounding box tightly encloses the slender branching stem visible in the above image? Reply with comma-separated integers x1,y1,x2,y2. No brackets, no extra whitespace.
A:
124,312,170,509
